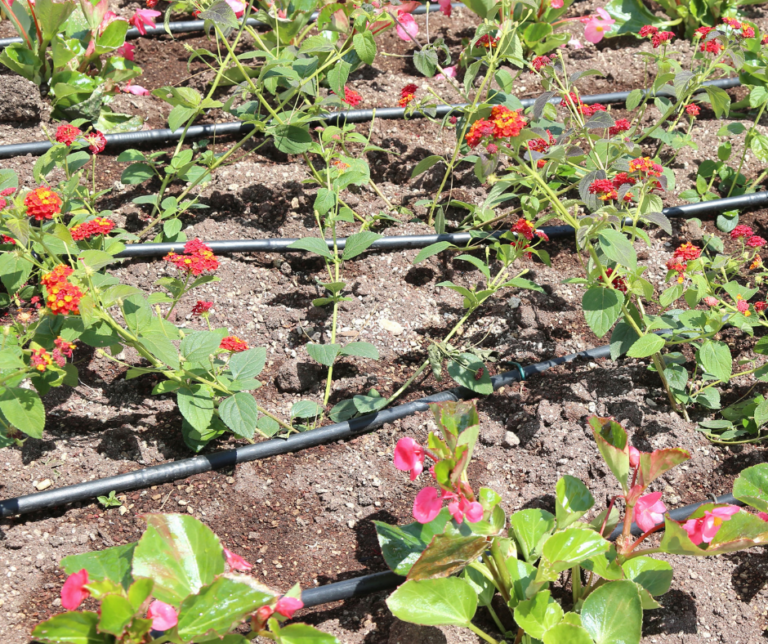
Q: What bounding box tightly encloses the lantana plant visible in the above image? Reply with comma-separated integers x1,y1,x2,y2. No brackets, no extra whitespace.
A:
375,403,768,644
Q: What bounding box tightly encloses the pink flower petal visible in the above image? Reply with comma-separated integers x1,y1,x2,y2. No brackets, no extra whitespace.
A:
413,487,443,523
634,491,666,533
61,569,90,611
275,596,304,619
442,65,457,79
629,446,640,468
396,12,419,42
225,0,245,17
224,548,252,571
147,600,178,631
464,501,484,523
124,85,150,96
551,0,563,7
438,0,451,16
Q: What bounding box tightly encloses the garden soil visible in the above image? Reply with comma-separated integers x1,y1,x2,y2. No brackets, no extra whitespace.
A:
2,3,768,643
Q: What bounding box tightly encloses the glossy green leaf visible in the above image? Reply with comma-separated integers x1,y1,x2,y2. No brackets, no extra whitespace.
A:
373,509,451,575
626,333,665,358
32,611,112,644
621,556,673,597
510,509,555,563
61,543,136,589
132,514,225,605
515,590,564,639
542,623,595,644
386,577,477,626
733,463,768,513
279,623,340,643
461,562,495,606
589,416,629,492
581,580,642,644
121,162,155,185
407,533,489,581
538,529,611,580
176,574,274,640
506,558,537,606
98,594,136,636
556,476,595,529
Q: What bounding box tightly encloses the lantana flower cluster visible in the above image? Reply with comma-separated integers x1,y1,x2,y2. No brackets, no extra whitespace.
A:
560,91,607,119
164,239,220,276
588,172,637,202
24,187,63,221
399,83,417,108
665,241,701,282
638,25,675,48
42,264,83,316
466,106,527,150
70,217,115,241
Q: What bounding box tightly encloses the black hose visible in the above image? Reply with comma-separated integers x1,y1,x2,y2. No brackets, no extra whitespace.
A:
113,189,768,259
0,78,741,159
299,492,743,606
0,342,612,518
0,2,451,49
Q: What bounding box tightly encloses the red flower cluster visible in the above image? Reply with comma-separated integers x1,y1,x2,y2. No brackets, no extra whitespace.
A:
756,301,768,312
164,239,219,276
527,130,555,154
53,336,76,367
341,87,362,107
747,235,767,248
1,235,14,244
560,92,606,118
531,55,552,72
629,157,663,177
736,295,750,315
477,34,499,48
466,107,526,148
763,34,768,45
42,265,74,290
589,179,618,201
55,124,81,146
220,336,248,352
609,118,631,137
512,218,535,241
742,25,756,38
600,267,627,293
45,268,83,315
694,26,724,52
695,26,714,38
399,84,417,108
639,25,675,48
192,300,213,316
24,187,63,221
86,131,107,155
674,242,701,261
70,217,115,241
685,103,700,117
731,224,754,239
31,348,53,372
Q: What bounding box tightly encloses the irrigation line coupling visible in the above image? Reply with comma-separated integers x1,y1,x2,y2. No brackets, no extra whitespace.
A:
0,78,741,159
0,342,617,518
113,190,768,259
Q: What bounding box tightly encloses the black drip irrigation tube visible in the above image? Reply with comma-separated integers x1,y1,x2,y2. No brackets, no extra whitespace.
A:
0,77,741,160
1,341,623,519
298,492,743,608
113,190,768,259
0,2,453,49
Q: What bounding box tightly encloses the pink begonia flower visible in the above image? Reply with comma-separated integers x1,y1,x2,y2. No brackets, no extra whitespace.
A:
629,445,641,468
683,505,741,545
704,296,719,307
634,491,666,532
759,512,768,522
394,437,426,481
275,596,304,619
225,0,245,17
568,37,583,49
438,0,451,16
147,600,178,631
224,548,252,571
124,85,150,95
413,487,443,523
447,494,483,524
61,569,90,610
442,65,457,79
551,0,564,8
116,42,135,61
396,11,419,42
584,8,615,44
129,9,161,35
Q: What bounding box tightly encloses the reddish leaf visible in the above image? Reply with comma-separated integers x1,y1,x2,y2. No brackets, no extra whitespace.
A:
407,533,489,581
638,448,690,488
588,416,630,492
